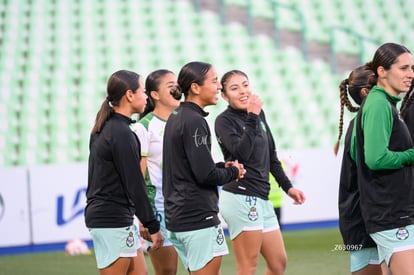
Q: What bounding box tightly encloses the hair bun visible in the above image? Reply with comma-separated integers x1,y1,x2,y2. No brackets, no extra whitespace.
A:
170,85,182,100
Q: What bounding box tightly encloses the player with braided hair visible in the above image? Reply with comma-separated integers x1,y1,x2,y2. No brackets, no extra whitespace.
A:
336,66,384,275
400,80,414,140
333,75,362,156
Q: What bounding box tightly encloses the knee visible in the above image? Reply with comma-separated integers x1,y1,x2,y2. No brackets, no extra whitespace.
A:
279,255,287,272
268,254,287,274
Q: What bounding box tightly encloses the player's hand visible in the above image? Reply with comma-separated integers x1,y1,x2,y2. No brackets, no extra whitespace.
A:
138,222,151,242
287,187,306,205
226,160,246,181
247,93,263,115
149,231,164,251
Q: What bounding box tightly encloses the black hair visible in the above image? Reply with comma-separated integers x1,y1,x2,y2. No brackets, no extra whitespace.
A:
91,70,140,134
177,61,212,97
334,66,374,155
401,80,414,118
220,70,249,94
140,69,181,119
365,42,411,87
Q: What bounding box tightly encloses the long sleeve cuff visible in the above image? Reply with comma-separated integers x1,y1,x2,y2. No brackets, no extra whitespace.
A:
280,181,293,194
143,219,160,234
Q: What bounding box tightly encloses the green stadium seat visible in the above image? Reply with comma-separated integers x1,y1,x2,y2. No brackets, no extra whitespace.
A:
224,0,246,8
7,0,410,165
251,0,273,20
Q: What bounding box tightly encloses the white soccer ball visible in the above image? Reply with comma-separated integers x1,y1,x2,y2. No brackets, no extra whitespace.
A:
65,239,91,256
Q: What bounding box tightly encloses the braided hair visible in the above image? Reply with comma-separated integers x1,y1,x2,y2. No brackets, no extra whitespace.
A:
400,80,414,118
334,66,374,155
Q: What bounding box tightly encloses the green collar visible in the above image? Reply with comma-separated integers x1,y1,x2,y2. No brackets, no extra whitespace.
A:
372,85,401,104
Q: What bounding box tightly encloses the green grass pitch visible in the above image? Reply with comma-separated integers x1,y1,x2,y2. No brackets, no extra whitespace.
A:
0,228,349,275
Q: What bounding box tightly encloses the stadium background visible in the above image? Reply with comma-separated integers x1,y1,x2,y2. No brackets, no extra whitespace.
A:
0,0,413,255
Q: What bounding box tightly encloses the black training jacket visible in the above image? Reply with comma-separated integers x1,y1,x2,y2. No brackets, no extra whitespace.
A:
401,99,414,142
162,102,239,232
355,95,414,233
85,113,159,234
215,106,292,200
338,119,376,249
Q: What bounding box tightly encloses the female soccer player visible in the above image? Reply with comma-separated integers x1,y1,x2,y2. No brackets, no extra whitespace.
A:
335,65,383,274
354,43,414,275
132,69,181,275
85,70,164,275
215,69,305,275
162,61,245,275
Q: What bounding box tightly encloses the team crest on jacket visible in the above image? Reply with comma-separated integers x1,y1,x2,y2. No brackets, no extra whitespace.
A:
396,227,409,240
248,207,258,221
126,231,135,247
216,228,224,245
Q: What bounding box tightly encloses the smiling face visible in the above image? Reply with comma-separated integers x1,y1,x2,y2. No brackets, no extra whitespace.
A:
194,67,221,108
153,72,180,110
221,72,251,111
378,52,414,96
